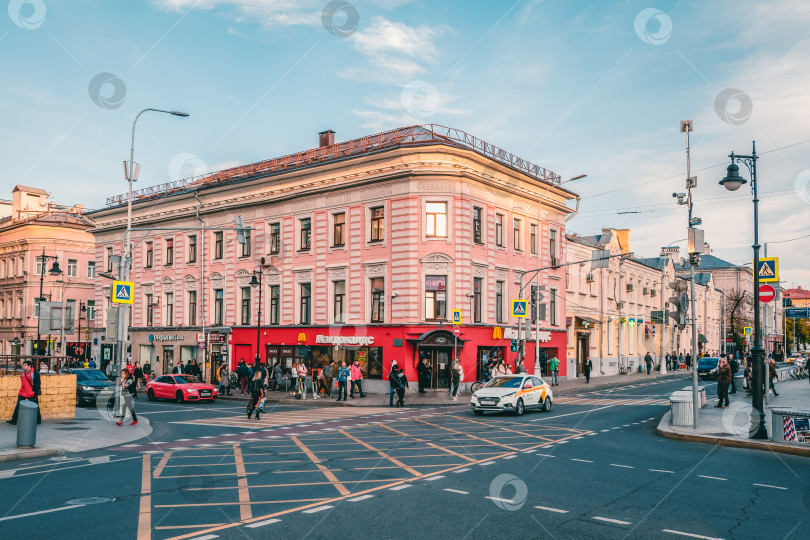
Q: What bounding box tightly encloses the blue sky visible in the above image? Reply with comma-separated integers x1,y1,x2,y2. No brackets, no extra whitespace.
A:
3,0,810,286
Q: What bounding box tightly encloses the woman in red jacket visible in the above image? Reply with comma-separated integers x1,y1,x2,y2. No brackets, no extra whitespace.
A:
714,357,732,408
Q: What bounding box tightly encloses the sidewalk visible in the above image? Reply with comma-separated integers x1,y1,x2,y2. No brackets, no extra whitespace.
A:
0,406,152,463
219,369,688,408
657,377,810,457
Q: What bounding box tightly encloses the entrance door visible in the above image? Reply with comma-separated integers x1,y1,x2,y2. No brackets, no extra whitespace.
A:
576,335,589,376
423,348,451,389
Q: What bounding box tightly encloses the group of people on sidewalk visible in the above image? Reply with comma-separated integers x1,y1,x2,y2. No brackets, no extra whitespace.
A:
714,353,781,408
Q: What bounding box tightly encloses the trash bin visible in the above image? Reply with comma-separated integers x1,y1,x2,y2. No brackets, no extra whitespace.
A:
670,391,694,427
681,386,706,408
17,400,39,448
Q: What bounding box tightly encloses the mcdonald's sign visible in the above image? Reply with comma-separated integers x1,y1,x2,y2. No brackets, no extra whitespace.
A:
492,327,503,340
297,332,307,343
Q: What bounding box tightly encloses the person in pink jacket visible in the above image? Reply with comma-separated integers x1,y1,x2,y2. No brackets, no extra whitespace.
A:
349,359,366,398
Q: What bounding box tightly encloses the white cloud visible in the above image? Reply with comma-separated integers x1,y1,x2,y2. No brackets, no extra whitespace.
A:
153,0,319,27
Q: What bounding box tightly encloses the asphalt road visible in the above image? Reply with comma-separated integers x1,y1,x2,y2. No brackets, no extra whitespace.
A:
1,374,808,540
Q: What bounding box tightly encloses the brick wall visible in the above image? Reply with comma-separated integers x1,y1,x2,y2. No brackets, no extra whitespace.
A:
0,374,76,420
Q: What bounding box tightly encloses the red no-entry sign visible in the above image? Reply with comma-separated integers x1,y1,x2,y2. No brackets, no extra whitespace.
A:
759,284,776,303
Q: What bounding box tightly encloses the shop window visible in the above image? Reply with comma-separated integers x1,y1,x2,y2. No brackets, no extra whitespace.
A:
370,206,384,242
425,202,447,237
333,213,345,247
270,285,280,325
473,206,483,244
370,277,384,323
333,280,345,324
425,275,447,320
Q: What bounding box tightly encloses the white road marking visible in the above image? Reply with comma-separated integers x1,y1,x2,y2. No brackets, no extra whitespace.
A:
485,496,517,503
530,403,622,421
571,459,593,463
587,432,598,436
610,464,634,469
479,461,496,466
593,516,631,525
556,441,569,444
443,488,469,495
188,535,218,540
453,468,471,473
348,495,374,502
649,469,675,474
425,476,445,481
535,506,568,513
662,529,724,540
303,505,333,513
390,484,412,491
246,519,281,528
622,424,631,427
753,483,787,490
601,429,610,432
572,437,583,440
0,504,84,522
502,455,517,460
698,475,727,481
611,427,621,430
0,470,17,479
88,456,110,465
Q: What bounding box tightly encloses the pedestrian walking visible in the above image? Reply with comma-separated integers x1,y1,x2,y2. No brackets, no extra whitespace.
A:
321,360,334,398
685,353,692,371
728,354,739,394
117,368,138,426
133,362,145,389
389,362,403,407
336,361,350,401
450,361,461,401
583,356,593,383
298,361,309,399
665,353,671,371
218,363,231,396
768,358,780,396
644,352,653,375
714,357,731,408
549,354,560,386
678,352,684,370
7,360,41,425
349,359,366,398
417,357,430,393
272,360,282,392
172,361,184,375
246,370,265,420
237,359,250,394
396,366,409,406
515,358,527,374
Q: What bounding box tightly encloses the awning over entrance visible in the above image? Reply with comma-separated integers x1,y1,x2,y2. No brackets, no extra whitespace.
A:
576,316,601,325
698,333,708,344
408,329,466,347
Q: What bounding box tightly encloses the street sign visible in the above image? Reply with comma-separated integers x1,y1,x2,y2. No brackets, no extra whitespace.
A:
743,327,753,335
786,307,810,318
453,325,460,336
783,298,793,307
511,299,528,318
758,284,776,303
112,281,134,304
755,257,779,283
452,309,461,325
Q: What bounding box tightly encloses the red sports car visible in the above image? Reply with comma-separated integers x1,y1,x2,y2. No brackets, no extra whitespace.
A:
146,374,218,403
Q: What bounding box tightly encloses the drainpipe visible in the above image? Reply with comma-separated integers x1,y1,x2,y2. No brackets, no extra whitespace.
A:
194,191,207,381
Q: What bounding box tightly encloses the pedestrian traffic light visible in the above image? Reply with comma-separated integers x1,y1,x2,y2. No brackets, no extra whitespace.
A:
783,298,792,307
510,340,518,352
234,216,247,245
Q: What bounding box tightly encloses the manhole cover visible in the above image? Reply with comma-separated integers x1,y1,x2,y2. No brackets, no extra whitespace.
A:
64,497,114,506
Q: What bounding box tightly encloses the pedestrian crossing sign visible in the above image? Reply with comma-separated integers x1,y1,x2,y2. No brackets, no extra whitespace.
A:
755,257,779,283
452,309,461,324
511,299,528,318
743,327,752,335
112,281,134,304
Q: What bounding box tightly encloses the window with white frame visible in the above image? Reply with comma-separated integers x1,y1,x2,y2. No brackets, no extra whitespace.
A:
86,300,96,321
370,278,384,323
370,207,384,242
165,293,174,326
425,202,447,237
300,283,311,324
269,285,280,325
241,287,251,325
333,280,345,324
495,280,504,324
425,275,447,320
87,261,96,278
513,218,522,251
67,259,77,277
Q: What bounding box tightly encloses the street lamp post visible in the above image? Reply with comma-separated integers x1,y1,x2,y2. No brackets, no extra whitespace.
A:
250,263,264,365
78,301,86,362
36,248,62,356
720,140,767,439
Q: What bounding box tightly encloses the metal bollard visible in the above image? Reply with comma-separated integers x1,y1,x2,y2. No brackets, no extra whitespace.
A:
17,400,39,448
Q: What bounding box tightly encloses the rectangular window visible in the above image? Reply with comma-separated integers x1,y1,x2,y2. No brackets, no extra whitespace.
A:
188,291,197,326
370,278,384,323
333,213,345,247
370,206,384,242
241,287,251,325
300,283,311,324
425,275,447,320
473,207,483,244
145,242,153,268
188,235,197,263
269,223,280,255
425,202,447,237
34,297,41,318
106,247,113,272
214,232,224,260
86,300,96,321
300,218,312,251
474,277,482,323
530,224,537,255
145,295,153,327
270,285,280,325
165,238,174,266
550,289,558,326
242,228,251,257
67,259,77,277
513,218,522,251
495,214,504,247
214,289,223,326
36,256,44,276
165,293,174,326
87,261,96,278
333,280,345,324
496,281,504,324
549,229,557,260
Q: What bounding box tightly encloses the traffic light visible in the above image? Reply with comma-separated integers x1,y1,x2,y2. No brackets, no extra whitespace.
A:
234,216,247,245
667,279,689,326
510,340,518,352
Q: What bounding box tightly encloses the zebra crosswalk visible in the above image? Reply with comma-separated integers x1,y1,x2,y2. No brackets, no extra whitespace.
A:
554,396,670,407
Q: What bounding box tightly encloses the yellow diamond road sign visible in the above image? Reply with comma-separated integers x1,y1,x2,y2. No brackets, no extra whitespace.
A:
112,281,134,304
755,257,779,283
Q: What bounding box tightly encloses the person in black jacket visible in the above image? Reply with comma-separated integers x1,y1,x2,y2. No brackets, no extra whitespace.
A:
117,368,138,426
389,364,402,407
728,354,739,394
417,357,430,393
396,366,409,407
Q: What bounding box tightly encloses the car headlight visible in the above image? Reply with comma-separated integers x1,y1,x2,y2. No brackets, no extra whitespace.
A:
80,385,94,391
186,388,198,393
502,391,516,398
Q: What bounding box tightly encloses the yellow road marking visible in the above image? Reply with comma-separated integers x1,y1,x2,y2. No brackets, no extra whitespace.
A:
158,472,258,478
290,436,350,496
415,418,522,451
233,443,252,520
152,451,173,479
186,479,394,491
154,524,225,530
422,441,478,462
137,454,151,540
337,429,421,476
155,499,328,508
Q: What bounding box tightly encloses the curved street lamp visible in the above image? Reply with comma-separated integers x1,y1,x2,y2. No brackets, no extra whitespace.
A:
250,268,263,366
36,248,63,356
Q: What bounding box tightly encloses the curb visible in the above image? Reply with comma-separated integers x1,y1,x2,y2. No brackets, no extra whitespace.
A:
656,419,810,458
0,448,64,463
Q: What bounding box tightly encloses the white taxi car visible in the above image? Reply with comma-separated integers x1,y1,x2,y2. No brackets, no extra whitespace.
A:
470,374,553,416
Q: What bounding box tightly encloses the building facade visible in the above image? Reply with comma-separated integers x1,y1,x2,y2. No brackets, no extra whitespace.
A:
0,186,96,358
89,126,577,392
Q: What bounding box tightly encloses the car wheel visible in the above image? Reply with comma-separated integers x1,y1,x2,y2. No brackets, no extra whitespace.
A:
473,409,483,416
515,398,525,416
147,389,156,401
176,391,184,404
541,397,552,412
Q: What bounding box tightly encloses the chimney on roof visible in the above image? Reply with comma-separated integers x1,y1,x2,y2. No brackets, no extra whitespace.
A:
703,242,711,254
319,130,335,148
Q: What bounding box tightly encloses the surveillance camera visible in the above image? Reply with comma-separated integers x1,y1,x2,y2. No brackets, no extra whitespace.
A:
391,292,399,298
672,193,678,198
